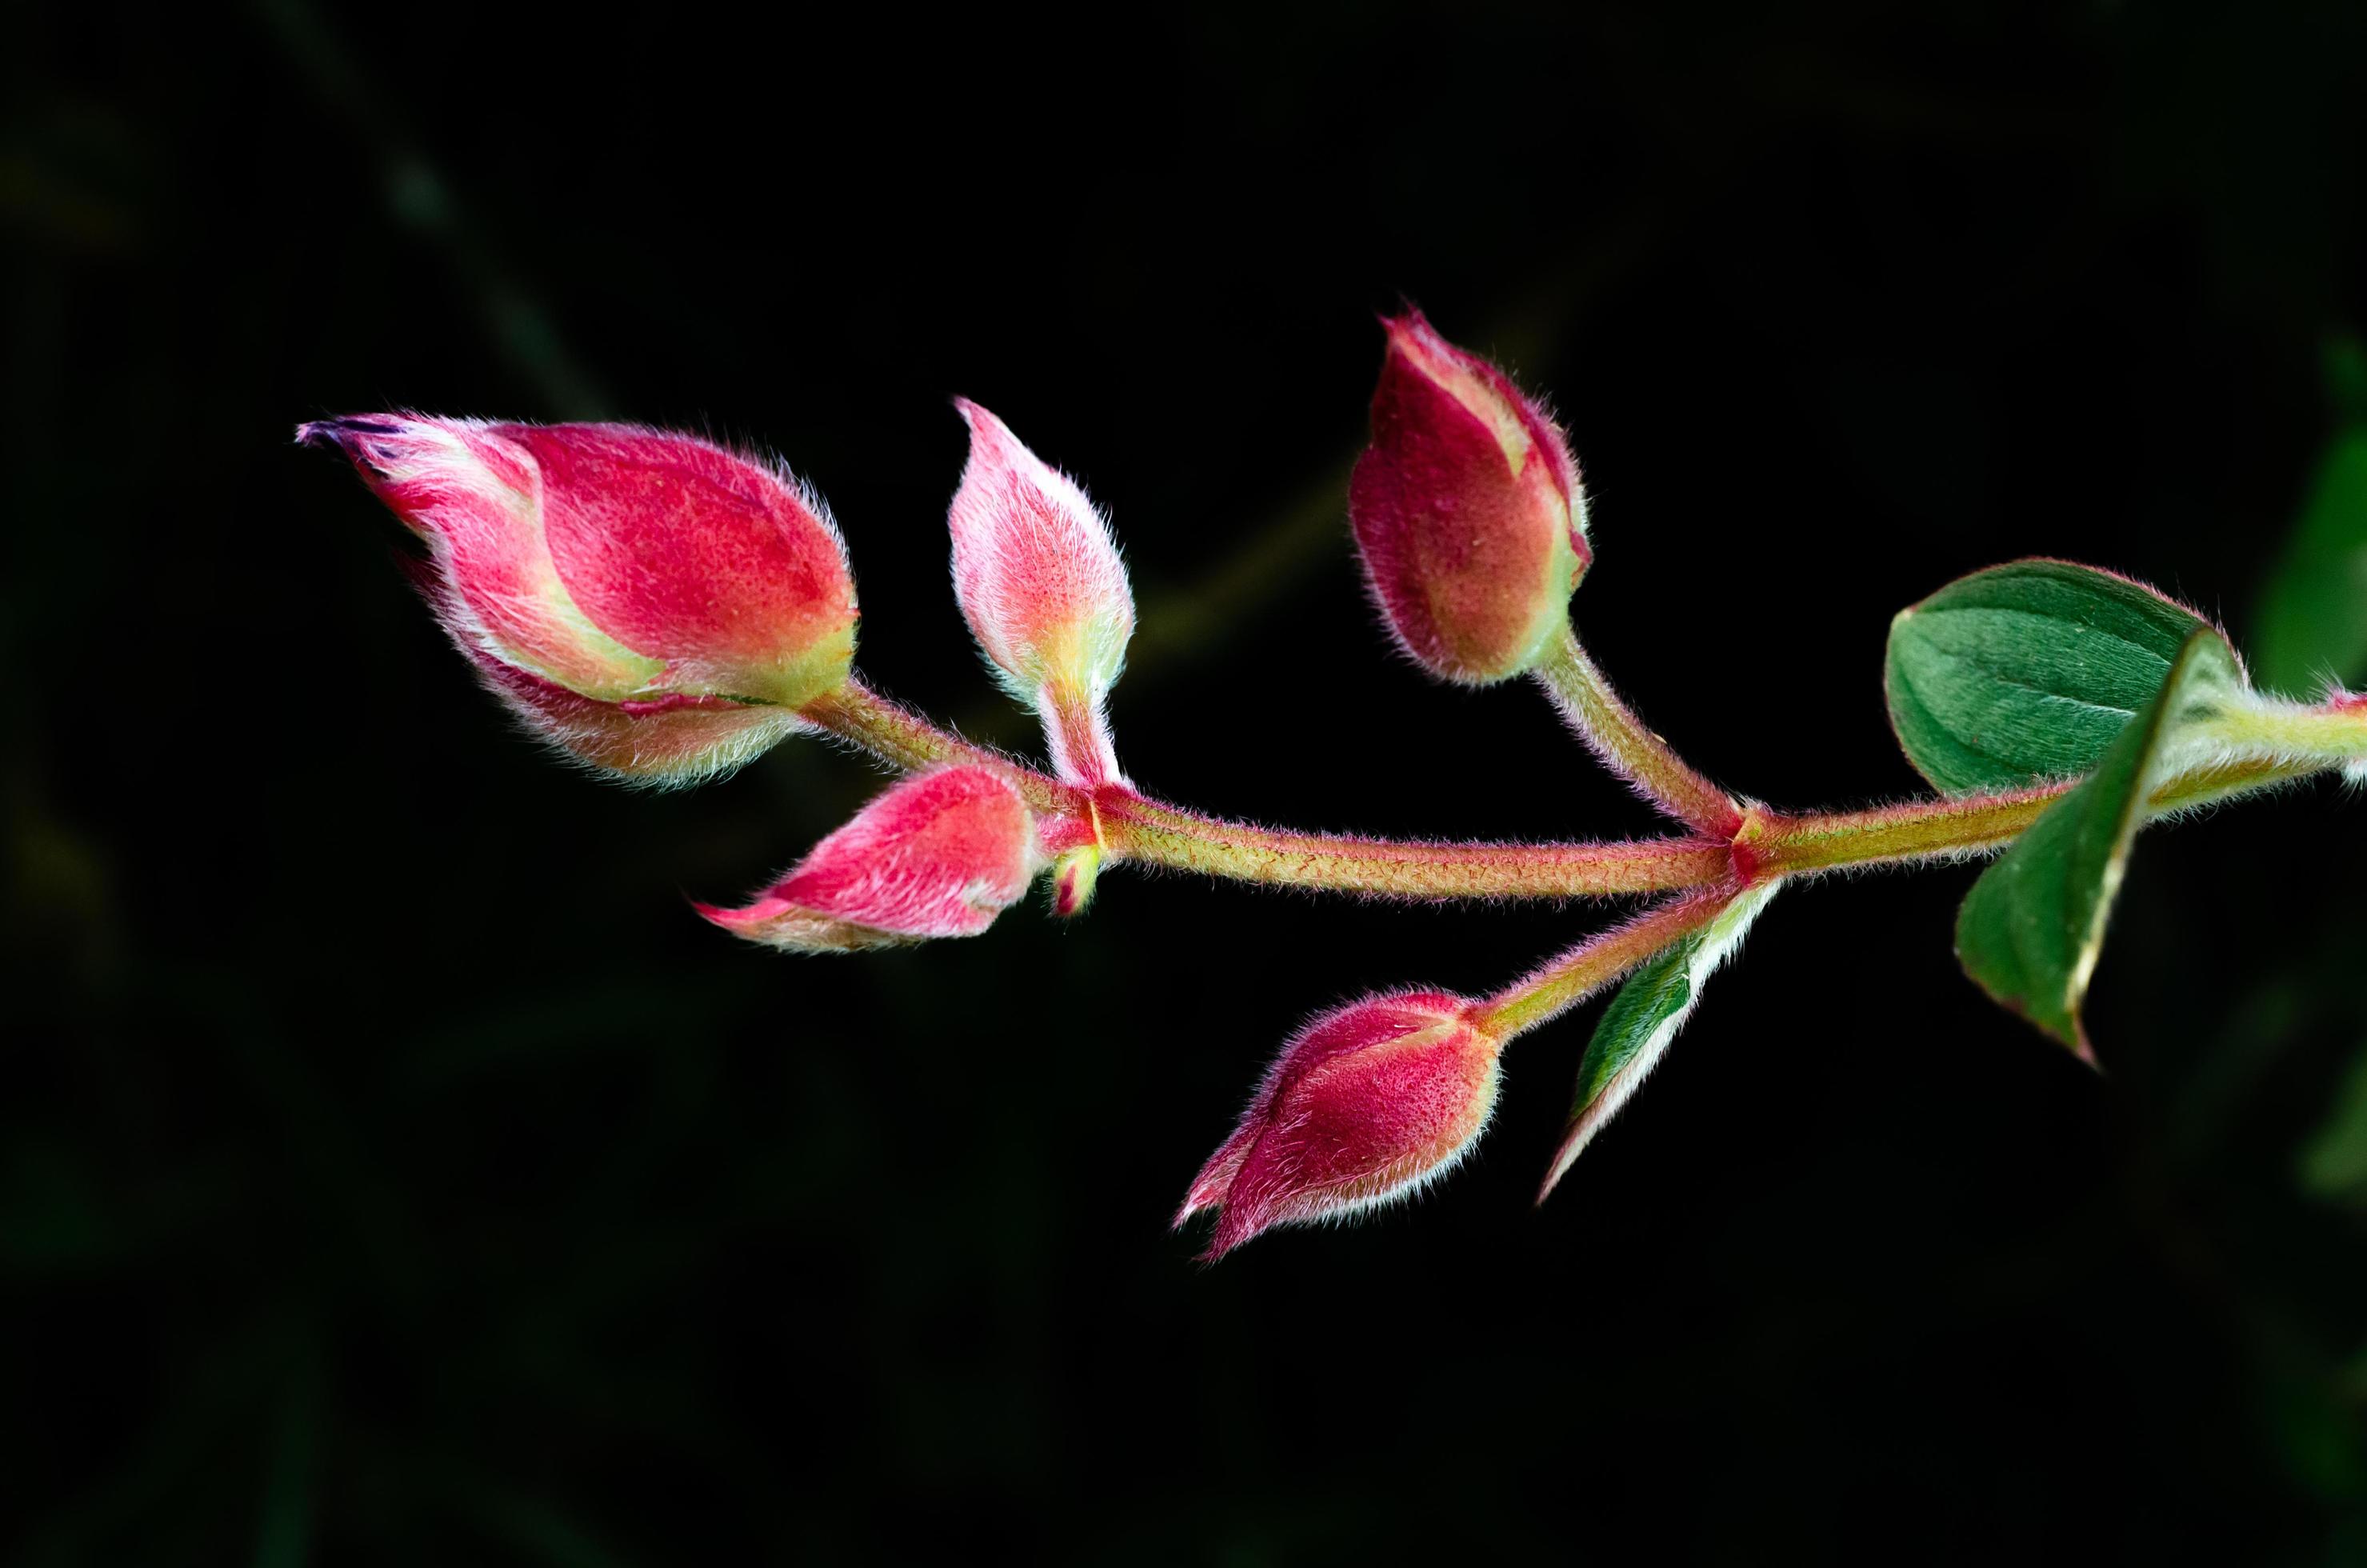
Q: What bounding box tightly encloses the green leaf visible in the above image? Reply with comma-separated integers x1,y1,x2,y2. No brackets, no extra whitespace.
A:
2249,342,2367,694
1539,883,1779,1199
1953,628,2243,1059
1886,559,2211,795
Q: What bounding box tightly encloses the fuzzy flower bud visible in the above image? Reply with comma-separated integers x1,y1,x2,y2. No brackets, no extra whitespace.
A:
698,766,1040,951
1347,310,1590,684
301,414,858,783
1177,989,1503,1259
946,401,1133,785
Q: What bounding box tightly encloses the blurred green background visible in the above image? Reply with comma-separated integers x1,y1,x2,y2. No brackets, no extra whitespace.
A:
10,1,2367,1562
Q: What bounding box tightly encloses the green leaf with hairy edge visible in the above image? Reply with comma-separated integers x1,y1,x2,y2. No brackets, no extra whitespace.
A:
2251,340,2367,694
1954,628,2242,1059
1540,883,1780,1200
1885,560,2211,795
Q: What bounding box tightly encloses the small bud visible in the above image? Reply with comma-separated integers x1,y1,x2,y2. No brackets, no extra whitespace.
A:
1347,310,1589,684
1177,989,1502,1259
1049,843,1102,917
698,766,1039,951
302,414,858,782
946,401,1133,784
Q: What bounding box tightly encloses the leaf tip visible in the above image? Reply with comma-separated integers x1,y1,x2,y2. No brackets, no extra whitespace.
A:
1533,1144,1582,1207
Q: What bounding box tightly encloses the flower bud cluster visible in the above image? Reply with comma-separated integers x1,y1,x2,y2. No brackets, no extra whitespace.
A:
305,310,1758,1260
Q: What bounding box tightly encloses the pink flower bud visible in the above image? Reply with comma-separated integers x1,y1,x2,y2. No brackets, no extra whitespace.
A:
302,414,858,782
1177,989,1504,1258
698,766,1040,951
1347,311,1590,684
946,401,1133,784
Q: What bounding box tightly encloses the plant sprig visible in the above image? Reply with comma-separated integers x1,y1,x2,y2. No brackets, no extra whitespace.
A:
301,311,2367,1258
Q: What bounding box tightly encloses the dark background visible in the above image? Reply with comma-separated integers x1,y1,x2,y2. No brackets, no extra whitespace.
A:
10,1,2367,1562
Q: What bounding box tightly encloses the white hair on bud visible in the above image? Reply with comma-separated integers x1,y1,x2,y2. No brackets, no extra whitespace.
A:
1297,1060,1504,1230
680,414,854,578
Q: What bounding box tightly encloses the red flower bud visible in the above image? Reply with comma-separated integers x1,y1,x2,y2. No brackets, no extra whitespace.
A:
302,414,858,782
946,401,1133,783
1178,989,1503,1258
698,766,1040,951
1347,311,1590,684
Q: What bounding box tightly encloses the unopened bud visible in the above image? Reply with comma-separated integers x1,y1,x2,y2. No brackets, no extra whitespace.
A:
1049,843,1102,917
1177,989,1502,1258
1347,311,1589,684
302,414,858,783
946,401,1133,784
698,766,1039,951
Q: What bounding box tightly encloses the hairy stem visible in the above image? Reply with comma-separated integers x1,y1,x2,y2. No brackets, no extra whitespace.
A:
810,682,1733,896
1472,886,1738,1038
1750,788,2064,876
806,678,2353,906
1753,753,2325,878
800,684,1062,805
2186,693,2367,773
1533,621,1745,837
1037,677,1125,788
1098,793,1733,899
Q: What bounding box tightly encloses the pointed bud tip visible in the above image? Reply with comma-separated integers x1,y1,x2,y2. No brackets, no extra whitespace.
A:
950,397,1014,450
295,415,404,466
691,895,782,931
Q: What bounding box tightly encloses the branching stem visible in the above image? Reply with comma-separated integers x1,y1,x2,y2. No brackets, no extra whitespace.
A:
806,682,1734,898
1472,888,1737,1038
800,666,2367,1054
805,678,2367,910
